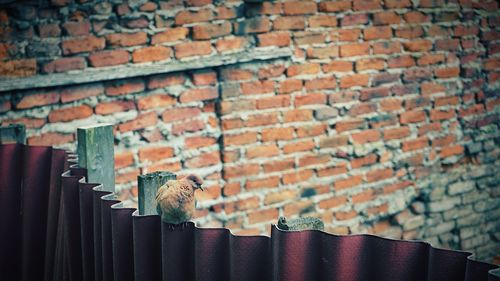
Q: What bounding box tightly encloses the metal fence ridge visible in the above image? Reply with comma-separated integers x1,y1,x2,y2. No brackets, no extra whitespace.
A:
0,143,499,281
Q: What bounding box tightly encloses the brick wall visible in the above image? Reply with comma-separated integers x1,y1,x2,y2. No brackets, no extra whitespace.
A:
0,0,499,261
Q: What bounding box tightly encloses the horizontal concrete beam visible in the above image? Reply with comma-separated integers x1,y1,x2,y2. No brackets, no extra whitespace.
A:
0,48,292,92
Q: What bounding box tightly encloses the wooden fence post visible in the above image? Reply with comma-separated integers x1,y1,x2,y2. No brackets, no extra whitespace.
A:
0,124,26,144
138,172,176,215
77,124,115,192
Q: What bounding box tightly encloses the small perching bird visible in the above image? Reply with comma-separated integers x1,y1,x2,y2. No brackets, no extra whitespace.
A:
155,174,204,224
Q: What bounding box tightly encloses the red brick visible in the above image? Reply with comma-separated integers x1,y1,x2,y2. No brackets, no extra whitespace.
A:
284,1,317,15
440,145,464,158
224,163,260,179
132,46,171,63
148,73,185,89
309,15,337,27
335,175,363,190
151,27,189,44
351,154,378,169
283,140,315,154
62,36,105,55
256,96,290,109
105,79,145,96
403,40,433,52
418,54,445,65
340,74,370,88
364,26,392,40
283,170,314,184
430,109,455,121
0,59,36,77
432,135,456,148
395,26,424,39
137,94,175,110
175,41,212,59
248,208,278,224
384,127,410,140
341,14,369,26
373,41,402,55
257,32,291,47
234,18,271,34
38,23,61,38
388,55,415,68
241,80,275,95
295,93,326,107
404,11,430,23
296,124,327,137
216,37,247,52
219,100,256,115
373,12,401,25
95,100,135,115
317,163,348,177
356,58,385,71
421,82,446,95
171,119,204,135
246,113,279,127
298,154,330,167
366,168,393,183
348,103,377,116
246,144,280,159
224,132,258,146
89,50,129,67
402,137,429,152
274,16,305,30
61,83,103,103
185,151,220,168
283,109,313,122
352,129,381,144
193,22,232,40
380,99,403,111
262,127,294,141
459,104,484,117
2,117,45,129
335,119,365,132
28,132,74,146
180,88,217,103
435,67,460,78
385,0,411,8
263,158,295,173
318,1,351,12
223,182,240,196
287,63,320,76
400,110,426,124
15,91,59,109
340,43,370,57
338,29,362,41
175,9,213,25
114,151,133,169
435,96,459,107
323,61,353,73
258,65,286,79
418,123,441,136
306,46,338,58
353,0,381,10
221,69,254,81
361,87,390,102
118,112,158,132
215,6,236,19
352,189,374,203
105,32,147,47
62,20,90,36
319,196,347,209
42,57,85,73
192,71,217,86
162,107,201,122
319,135,349,148
244,176,278,190
138,146,174,162
304,77,336,90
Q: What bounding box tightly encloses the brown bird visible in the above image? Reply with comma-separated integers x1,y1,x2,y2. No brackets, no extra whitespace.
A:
155,174,204,224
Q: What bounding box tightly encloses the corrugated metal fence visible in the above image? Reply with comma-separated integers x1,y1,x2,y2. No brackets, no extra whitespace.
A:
0,143,498,281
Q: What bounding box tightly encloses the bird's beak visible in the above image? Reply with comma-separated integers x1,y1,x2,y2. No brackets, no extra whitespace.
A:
199,186,204,191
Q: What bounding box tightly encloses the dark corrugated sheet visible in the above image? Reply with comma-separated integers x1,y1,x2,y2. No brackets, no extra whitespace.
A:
0,143,498,281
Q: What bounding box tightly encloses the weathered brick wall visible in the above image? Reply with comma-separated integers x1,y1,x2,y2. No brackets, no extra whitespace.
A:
0,0,499,261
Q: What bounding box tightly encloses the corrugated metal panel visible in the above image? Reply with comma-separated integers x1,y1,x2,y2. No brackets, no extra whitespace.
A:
0,143,498,281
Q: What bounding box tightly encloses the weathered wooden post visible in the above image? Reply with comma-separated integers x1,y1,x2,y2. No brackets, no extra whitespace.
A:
0,124,26,144
77,124,115,192
138,171,176,215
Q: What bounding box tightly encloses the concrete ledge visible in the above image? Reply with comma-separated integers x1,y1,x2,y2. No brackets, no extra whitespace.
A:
0,48,292,92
